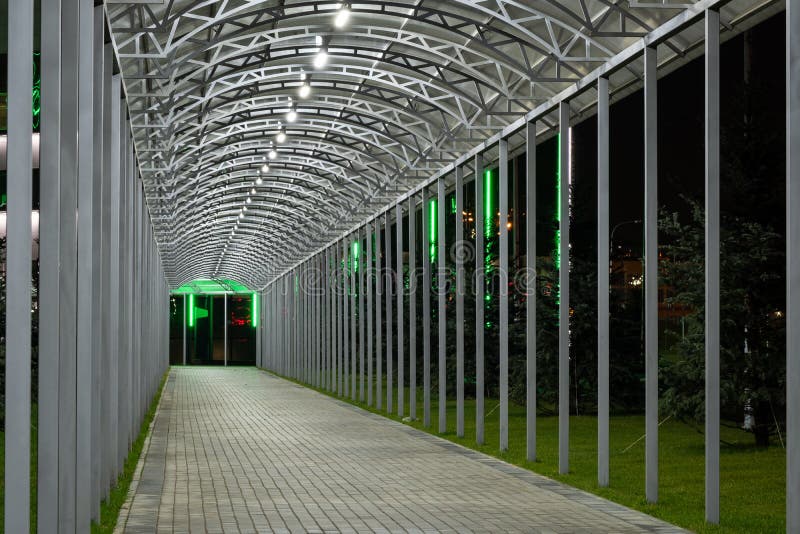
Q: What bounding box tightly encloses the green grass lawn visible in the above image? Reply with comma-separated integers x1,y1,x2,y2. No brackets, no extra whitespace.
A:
279,371,785,534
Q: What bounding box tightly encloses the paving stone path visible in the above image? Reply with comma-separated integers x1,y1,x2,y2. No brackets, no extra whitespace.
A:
117,367,685,534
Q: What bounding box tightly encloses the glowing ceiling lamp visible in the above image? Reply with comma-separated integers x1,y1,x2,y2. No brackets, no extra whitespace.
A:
287,108,297,122
246,197,252,204
334,5,350,28
314,47,328,68
260,163,269,173
250,188,256,195
255,176,263,185
268,149,277,159
276,128,287,143
298,82,311,98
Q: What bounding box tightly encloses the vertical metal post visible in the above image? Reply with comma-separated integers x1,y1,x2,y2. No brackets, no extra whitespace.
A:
338,243,344,394
5,0,34,529
77,2,96,526
367,223,374,405
409,195,417,420
360,229,366,401
224,293,228,367
474,154,485,445
499,139,509,451
597,77,610,486
644,45,659,502
705,9,720,524
558,101,570,475
422,185,431,428
90,11,105,518
351,235,357,398
376,225,383,409
397,203,405,416
456,165,465,438
183,295,188,365
60,0,81,524
788,2,800,530
344,240,350,396
438,177,446,433
526,121,538,462
385,211,394,413
39,0,62,527
99,42,113,501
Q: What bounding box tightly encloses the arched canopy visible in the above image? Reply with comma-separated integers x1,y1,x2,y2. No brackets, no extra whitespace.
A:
106,0,776,289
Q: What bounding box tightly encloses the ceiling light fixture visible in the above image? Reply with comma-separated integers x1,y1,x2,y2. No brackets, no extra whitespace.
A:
250,188,256,195
334,5,350,28
256,176,263,185
276,128,287,143
314,47,328,68
268,149,277,159
246,197,252,204
261,163,269,172
298,82,311,98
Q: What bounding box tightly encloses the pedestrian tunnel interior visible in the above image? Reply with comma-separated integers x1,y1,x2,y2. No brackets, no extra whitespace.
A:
169,279,259,366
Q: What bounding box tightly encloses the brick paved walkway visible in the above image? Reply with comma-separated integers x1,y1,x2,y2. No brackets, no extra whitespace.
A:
116,367,685,533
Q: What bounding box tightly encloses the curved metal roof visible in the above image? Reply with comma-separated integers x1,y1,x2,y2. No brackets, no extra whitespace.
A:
106,0,777,290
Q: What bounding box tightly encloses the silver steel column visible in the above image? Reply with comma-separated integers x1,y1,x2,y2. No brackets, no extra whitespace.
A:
788,1,800,530
90,10,105,518
456,165,465,438
39,0,62,527
338,243,344,394
437,177,447,433
108,75,122,488
526,121,538,462
705,9,720,524
344,240,350,396
475,154,485,445
325,247,336,391
99,42,113,501
360,229,366,402
5,0,34,529
499,139,509,451
644,45,659,502
60,0,81,524
77,2,96,527
367,223,374,405
385,211,393,413
397,203,405,416
183,295,188,365
422,186,431,428
558,101,570,475
224,294,229,366
351,236,358,398
409,195,417,420
376,223,383,409
597,78,610,485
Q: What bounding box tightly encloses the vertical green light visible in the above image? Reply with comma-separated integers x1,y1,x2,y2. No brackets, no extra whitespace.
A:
554,133,561,272
352,241,359,272
484,169,494,238
252,292,258,327
429,198,437,261
188,294,195,327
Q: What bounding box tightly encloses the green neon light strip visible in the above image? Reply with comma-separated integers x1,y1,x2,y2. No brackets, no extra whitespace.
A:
352,241,359,272
484,169,493,238
188,294,195,327
252,292,258,327
555,133,561,272
429,199,437,261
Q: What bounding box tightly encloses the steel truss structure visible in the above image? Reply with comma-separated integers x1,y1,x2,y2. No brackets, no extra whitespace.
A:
2,0,798,532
